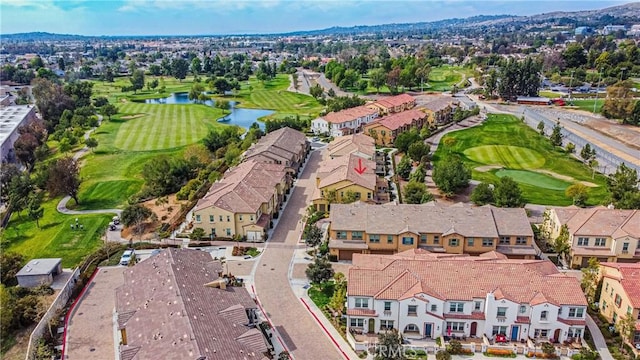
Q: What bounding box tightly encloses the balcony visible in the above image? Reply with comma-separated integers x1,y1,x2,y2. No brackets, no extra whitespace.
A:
383,310,392,316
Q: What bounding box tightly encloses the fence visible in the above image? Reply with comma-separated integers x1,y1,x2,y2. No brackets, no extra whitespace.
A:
24,268,80,360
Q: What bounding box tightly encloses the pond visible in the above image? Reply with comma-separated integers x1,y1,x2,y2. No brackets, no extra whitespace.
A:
144,92,273,129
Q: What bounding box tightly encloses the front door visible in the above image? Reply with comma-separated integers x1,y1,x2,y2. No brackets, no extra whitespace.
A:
425,323,433,338
470,322,477,337
553,329,561,342
511,326,519,341
368,319,375,334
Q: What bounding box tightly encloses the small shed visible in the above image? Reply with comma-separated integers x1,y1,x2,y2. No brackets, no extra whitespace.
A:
16,258,62,288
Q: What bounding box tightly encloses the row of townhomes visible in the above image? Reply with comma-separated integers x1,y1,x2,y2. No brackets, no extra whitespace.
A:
598,262,640,355
193,127,309,241
328,202,536,260
346,250,588,348
544,207,640,267
363,109,429,146
312,134,390,212
116,248,271,359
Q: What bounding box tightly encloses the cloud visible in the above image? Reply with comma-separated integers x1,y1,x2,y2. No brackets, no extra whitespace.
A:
2,0,55,8
118,0,286,12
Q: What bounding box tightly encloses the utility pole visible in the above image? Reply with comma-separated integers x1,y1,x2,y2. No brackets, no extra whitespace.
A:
568,70,575,105
593,69,602,114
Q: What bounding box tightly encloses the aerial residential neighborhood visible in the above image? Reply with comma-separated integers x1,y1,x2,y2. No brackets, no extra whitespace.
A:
1,1,640,360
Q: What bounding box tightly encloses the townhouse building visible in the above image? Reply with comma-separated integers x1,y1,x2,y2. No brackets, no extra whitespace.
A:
369,94,416,115
325,133,376,160
543,208,640,268
329,202,536,261
192,160,289,241
598,262,640,355
347,250,588,345
242,127,310,176
363,109,429,146
421,96,459,126
311,105,379,137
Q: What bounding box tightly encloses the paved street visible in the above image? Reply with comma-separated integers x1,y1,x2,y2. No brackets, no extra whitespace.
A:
254,150,346,360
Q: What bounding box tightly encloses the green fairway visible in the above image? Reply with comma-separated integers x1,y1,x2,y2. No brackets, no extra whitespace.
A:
571,99,604,113
91,76,197,103
427,66,472,92
464,145,545,169
113,103,225,151
495,169,572,191
4,200,111,267
434,114,608,206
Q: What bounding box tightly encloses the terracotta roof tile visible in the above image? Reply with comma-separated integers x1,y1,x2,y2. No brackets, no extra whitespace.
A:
373,94,416,109
346,308,378,317
317,153,377,190
602,263,640,308
322,105,379,124
244,127,307,166
366,109,426,131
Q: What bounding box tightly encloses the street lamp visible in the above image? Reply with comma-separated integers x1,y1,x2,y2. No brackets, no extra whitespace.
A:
593,68,602,114
568,70,575,105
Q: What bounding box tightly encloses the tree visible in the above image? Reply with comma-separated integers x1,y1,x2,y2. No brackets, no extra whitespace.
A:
0,163,20,203
328,273,346,316
394,130,421,153
554,224,571,264
470,182,494,205
85,137,98,152
549,121,564,147
306,257,334,284
403,181,433,204
562,43,587,68
100,103,118,121
407,142,429,163
566,142,575,154
607,163,639,209
188,83,205,103
8,173,33,218
541,343,555,357
190,227,205,240
154,196,169,209
415,64,431,92
493,176,524,207
565,183,589,206
46,157,81,205
215,99,231,114
210,77,232,94
537,121,545,135
396,156,412,180
121,204,153,235
0,252,25,286
375,329,405,360
581,257,600,304
13,132,39,170
341,190,359,204
171,58,189,82
386,67,401,93
369,68,387,94
129,69,145,93
602,81,635,123
305,224,324,249
580,143,596,163
432,157,471,196
27,192,44,228
616,313,637,350
309,84,324,99
409,163,426,183
190,57,202,75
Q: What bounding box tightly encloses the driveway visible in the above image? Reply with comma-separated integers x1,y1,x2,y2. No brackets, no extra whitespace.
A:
254,150,345,360
66,266,125,360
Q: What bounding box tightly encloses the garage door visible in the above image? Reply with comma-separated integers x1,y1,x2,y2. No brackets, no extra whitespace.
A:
370,250,394,255
246,231,262,241
616,258,640,263
339,250,360,261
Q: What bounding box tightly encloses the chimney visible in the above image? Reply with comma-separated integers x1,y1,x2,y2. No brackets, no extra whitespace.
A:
204,278,227,290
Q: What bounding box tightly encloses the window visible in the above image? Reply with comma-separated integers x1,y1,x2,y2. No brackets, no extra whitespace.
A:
387,235,394,244
622,242,629,253
519,305,526,314
492,326,507,335
420,234,427,244
615,294,622,308
350,318,364,327
482,238,494,247
431,304,437,312
613,312,618,323
540,311,548,321
605,283,609,292
449,238,459,247
534,329,549,338
446,322,465,332
250,215,254,221
408,305,418,316
433,236,440,244
384,302,391,311
227,215,231,222
567,328,582,338
402,237,414,245
337,231,347,240
499,236,510,245
355,298,369,308
602,300,607,311
219,215,223,222
209,215,214,222
380,320,394,330
467,238,475,247
568,308,584,318
369,234,380,243
577,237,589,246
594,238,606,246
516,237,527,245
474,301,482,311
352,231,363,240
239,215,243,221
497,307,507,317
405,324,419,332
195,215,201,222
627,306,633,315
449,302,464,313
367,192,372,199
226,228,231,236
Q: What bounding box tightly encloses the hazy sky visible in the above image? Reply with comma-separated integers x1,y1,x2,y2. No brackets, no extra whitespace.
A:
0,0,630,36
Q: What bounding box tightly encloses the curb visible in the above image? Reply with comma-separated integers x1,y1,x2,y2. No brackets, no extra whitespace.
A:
61,267,101,359
300,297,352,360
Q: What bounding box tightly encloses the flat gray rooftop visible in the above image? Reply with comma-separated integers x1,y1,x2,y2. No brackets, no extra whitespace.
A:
16,258,62,277
0,105,35,144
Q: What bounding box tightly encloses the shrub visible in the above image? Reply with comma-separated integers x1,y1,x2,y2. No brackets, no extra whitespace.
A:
485,348,516,357
435,337,442,346
436,350,452,360
527,352,558,359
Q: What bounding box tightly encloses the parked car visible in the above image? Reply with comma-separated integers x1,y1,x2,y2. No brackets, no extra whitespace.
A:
120,249,136,266
108,222,117,231
112,216,120,225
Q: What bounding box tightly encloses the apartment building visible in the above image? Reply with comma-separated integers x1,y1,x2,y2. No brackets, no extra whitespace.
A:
325,133,376,160
598,262,640,355
243,127,309,176
369,93,416,115
347,250,588,344
192,160,289,241
421,96,459,126
329,202,536,260
363,109,429,146
544,208,640,268
311,105,379,137
0,104,38,163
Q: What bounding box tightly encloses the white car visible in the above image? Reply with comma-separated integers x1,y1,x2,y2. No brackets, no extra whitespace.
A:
120,249,135,266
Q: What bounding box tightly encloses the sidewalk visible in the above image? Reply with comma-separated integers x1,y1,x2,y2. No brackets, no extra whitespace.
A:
586,315,614,360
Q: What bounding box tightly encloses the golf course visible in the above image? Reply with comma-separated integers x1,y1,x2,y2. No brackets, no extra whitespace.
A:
435,114,609,205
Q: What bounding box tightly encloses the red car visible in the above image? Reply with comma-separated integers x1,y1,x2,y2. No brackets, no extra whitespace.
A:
495,334,508,343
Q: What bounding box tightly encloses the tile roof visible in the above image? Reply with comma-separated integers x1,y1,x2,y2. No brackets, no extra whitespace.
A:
553,208,640,238
326,134,375,159
346,308,378,317
317,153,377,190
330,202,532,238
243,127,307,166
115,248,268,360
348,250,587,306
601,262,640,308
321,105,379,124
421,95,457,112
373,94,416,109
194,160,286,213
366,109,427,131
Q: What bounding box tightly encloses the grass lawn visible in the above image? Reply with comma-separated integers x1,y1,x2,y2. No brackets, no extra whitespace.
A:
539,91,563,98
308,282,335,309
91,76,197,103
434,114,609,206
4,199,111,267
427,65,472,92
571,99,604,113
